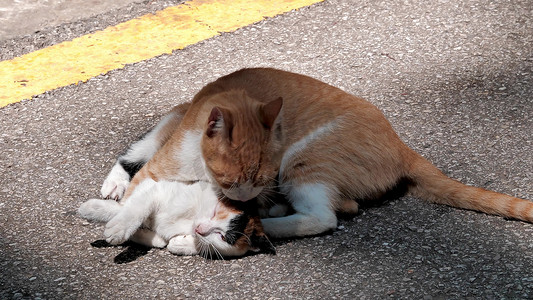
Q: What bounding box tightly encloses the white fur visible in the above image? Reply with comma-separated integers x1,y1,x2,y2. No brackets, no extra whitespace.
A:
279,118,340,178
100,113,176,200
100,163,130,200
79,198,122,222
261,183,337,238
103,179,159,245
123,113,175,163
131,228,168,248
167,235,197,255
81,180,248,257
270,120,340,238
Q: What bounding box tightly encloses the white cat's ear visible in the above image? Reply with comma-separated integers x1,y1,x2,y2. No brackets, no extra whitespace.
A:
259,97,283,129
206,106,233,138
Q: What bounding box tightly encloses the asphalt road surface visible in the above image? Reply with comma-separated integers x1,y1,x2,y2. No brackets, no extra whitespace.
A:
1,0,532,299
0,0,145,41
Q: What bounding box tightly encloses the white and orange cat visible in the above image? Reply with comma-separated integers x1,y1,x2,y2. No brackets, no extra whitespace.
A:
80,180,275,258
102,67,532,239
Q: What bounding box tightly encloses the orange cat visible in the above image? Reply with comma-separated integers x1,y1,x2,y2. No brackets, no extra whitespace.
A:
102,68,532,238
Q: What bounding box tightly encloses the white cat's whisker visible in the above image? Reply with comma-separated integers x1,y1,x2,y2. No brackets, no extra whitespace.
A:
202,243,211,259
211,244,224,260
196,236,208,257
233,231,252,245
198,240,209,259
262,234,275,250
204,246,212,260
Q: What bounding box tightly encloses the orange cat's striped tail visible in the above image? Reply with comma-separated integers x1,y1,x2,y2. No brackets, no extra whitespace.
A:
407,153,533,223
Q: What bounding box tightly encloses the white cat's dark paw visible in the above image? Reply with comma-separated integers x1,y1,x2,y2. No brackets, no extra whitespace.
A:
167,235,198,256
101,164,130,200
103,214,138,245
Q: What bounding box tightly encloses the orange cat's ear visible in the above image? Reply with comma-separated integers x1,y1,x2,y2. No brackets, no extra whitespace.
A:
259,97,283,129
206,106,233,139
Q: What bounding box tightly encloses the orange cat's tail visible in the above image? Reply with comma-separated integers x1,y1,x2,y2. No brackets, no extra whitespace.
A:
407,153,533,223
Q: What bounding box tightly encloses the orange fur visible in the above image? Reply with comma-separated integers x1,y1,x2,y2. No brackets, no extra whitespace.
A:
125,68,532,236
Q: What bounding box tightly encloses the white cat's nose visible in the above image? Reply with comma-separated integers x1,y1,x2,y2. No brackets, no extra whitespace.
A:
195,224,209,236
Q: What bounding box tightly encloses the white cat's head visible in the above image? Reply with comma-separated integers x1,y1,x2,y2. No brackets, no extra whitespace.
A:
193,199,275,258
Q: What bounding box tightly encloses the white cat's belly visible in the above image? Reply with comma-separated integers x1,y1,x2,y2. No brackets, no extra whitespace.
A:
151,218,195,242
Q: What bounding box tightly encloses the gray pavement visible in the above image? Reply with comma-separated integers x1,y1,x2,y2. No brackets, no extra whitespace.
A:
1,0,533,299
0,0,144,41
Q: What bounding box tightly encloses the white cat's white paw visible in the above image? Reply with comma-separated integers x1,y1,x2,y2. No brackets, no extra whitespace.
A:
101,163,130,200
167,235,198,256
78,199,120,223
78,199,102,220
103,213,140,245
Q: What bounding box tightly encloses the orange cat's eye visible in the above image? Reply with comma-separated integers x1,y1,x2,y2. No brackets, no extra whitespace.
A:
219,233,226,241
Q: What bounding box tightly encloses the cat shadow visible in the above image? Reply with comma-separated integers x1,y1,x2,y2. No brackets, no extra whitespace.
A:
90,239,274,263
267,177,413,244
90,240,151,264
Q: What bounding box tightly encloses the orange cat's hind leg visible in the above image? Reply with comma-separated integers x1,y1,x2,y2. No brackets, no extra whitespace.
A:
261,182,339,238
337,198,359,215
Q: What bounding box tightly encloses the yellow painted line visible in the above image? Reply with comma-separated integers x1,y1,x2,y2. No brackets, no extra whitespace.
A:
0,0,323,108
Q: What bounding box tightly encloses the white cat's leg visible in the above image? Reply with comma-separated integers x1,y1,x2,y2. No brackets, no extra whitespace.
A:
104,208,145,245
104,179,157,245
101,114,173,200
101,105,188,200
261,183,338,238
167,235,198,256
130,228,168,248
101,163,131,200
78,198,122,223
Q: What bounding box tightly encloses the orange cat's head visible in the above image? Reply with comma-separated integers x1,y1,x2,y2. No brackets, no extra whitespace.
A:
201,90,283,201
